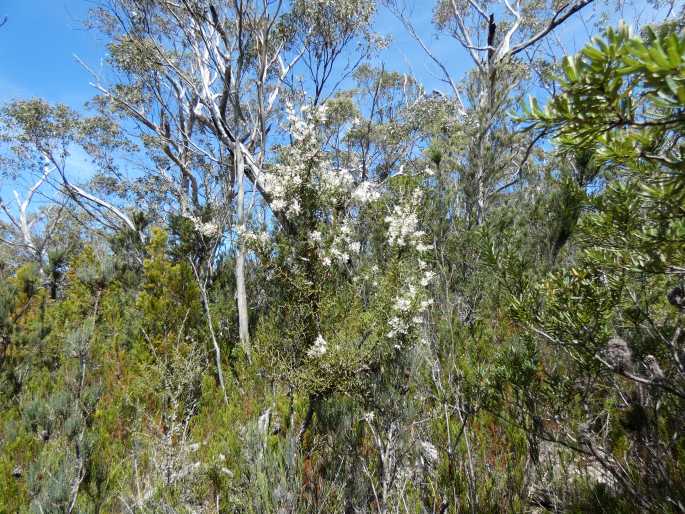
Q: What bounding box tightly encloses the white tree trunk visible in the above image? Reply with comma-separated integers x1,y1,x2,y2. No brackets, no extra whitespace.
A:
235,143,251,357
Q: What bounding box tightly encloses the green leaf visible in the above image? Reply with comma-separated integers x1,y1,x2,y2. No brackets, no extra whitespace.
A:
582,45,605,62
665,34,682,67
665,76,681,97
648,42,671,70
562,56,578,81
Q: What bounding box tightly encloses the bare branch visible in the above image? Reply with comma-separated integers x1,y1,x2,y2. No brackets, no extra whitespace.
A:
507,0,596,58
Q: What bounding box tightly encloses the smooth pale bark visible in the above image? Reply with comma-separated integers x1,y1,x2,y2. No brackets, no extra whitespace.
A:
235,143,251,357
2,164,54,264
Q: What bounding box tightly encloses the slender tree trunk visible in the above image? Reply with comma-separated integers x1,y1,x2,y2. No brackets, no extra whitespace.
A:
235,143,251,357
191,261,228,404
203,290,228,405
297,394,318,444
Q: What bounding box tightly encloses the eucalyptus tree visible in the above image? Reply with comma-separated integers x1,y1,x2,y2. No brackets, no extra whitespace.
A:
385,0,596,227
0,163,59,268
87,0,380,364
327,64,424,181
0,100,139,276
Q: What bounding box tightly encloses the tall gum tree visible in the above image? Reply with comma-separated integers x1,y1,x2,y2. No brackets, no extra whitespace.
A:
85,0,380,363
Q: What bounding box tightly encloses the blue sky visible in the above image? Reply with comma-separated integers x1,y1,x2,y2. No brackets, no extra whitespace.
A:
0,0,661,111
0,1,456,107
0,1,108,106
0,0,663,193
0,0,460,193
0,0,665,226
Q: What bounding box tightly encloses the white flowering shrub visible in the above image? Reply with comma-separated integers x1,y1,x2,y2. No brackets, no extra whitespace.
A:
385,188,425,250
239,108,437,514
252,103,435,401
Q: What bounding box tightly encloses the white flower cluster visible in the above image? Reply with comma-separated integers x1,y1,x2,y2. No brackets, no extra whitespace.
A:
422,165,436,177
261,103,382,221
385,188,431,252
262,159,306,217
238,226,271,247
290,103,327,141
309,230,323,244
352,181,381,204
387,281,434,340
322,219,362,266
260,104,328,218
318,155,379,207
418,259,436,286
386,258,435,340
306,334,328,358
186,216,220,238
321,166,354,197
